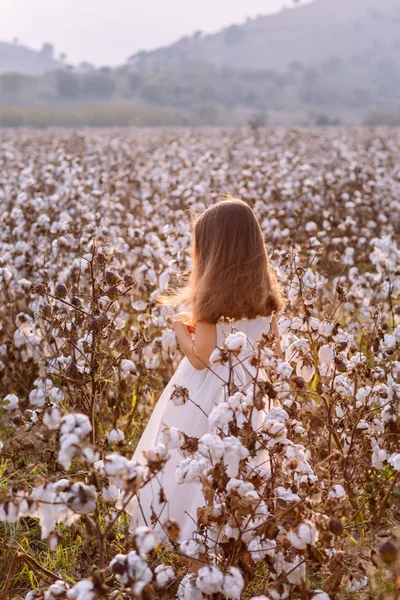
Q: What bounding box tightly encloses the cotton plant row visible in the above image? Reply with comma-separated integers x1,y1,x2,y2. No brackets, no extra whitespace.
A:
1,312,399,599
0,128,399,598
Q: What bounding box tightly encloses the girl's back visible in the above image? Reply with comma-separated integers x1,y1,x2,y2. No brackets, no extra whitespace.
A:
122,198,283,542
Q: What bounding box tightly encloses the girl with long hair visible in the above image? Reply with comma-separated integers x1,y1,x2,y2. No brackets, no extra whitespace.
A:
125,197,284,541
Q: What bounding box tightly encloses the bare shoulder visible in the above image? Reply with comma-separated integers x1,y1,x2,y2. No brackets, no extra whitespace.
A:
196,321,217,336
192,322,217,370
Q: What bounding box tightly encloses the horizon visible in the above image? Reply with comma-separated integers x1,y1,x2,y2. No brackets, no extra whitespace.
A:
0,0,314,66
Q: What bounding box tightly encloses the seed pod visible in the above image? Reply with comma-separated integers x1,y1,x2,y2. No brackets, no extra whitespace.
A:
379,539,399,565
33,283,47,296
71,296,82,308
96,251,107,264
41,304,53,319
106,286,120,301
105,271,119,286
60,344,70,358
116,336,130,352
66,362,80,380
89,317,100,332
98,312,109,328
55,283,68,299
123,274,135,286
329,519,344,535
293,376,305,389
164,518,180,539
12,415,24,428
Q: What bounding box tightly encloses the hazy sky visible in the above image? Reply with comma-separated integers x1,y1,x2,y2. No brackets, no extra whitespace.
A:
0,0,310,66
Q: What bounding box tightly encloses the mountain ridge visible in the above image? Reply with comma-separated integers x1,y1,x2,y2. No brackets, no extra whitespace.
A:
129,0,400,71
0,41,63,75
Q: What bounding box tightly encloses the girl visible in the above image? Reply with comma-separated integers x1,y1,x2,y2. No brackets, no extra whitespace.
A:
125,197,284,541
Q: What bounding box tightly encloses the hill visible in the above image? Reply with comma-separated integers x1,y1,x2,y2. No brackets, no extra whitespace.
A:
130,0,400,72
1,0,400,126
0,41,63,75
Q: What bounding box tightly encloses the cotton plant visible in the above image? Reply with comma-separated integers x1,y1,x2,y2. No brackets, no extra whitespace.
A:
0,129,399,597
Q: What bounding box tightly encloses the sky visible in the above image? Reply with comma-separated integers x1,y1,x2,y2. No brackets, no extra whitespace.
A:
0,0,312,66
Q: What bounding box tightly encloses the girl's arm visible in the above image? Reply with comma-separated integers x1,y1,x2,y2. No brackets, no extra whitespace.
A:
173,316,216,370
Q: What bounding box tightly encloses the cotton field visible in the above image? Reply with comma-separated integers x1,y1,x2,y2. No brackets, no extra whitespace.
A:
0,128,400,599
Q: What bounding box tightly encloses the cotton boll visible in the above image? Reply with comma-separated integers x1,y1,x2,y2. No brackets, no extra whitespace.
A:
158,426,183,449
222,567,245,600
177,574,204,600
248,536,277,561
389,453,400,470
43,406,62,430
110,551,152,594
288,520,318,549
276,361,293,378
196,566,224,595
223,436,249,477
265,407,289,423
210,347,227,364
179,539,205,558
107,428,125,443
345,574,368,592
102,484,120,503
175,457,200,484
318,344,335,365
208,402,234,430
328,484,346,498
343,247,354,265
44,580,71,598
275,487,301,503
49,387,64,404
2,393,19,410
318,321,334,337
134,526,158,554
155,564,175,588
66,579,95,600
120,359,136,373
158,270,170,291
312,592,330,600
161,328,177,353
144,442,168,464
263,420,287,444
225,331,247,354
198,433,224,462
305,221,317,232
29,388,46,407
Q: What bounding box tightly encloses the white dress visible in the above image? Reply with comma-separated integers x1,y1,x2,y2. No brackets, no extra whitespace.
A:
126,316,272,541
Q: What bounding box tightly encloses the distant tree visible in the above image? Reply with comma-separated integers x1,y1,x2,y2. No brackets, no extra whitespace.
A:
224,25,245,45
315,114,341,126
364,109,400,126
128,51,147,65
289,60,305,72
40,43,54,59
323,56,344,76
1,73,22,94
128,72,144,92
83,72,116,98
299,67,320,103
248,112,268,131
56,71,80,98
78,62,95,72
59,53,67,63
140,83,163,104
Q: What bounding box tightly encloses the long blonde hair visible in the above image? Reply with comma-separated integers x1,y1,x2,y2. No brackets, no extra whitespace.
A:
162,197,284,323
